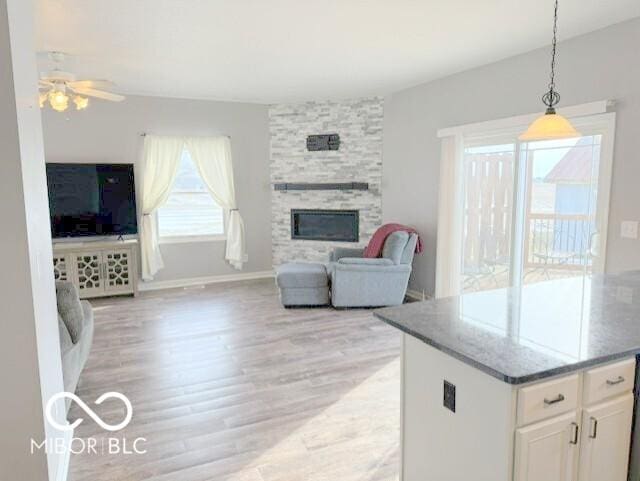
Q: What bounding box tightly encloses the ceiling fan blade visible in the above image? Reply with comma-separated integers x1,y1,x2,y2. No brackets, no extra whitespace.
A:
71,87,125,102
67,79,116,90
39,79,54,88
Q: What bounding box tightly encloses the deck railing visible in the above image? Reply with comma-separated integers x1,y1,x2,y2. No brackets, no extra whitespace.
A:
524,213,593,270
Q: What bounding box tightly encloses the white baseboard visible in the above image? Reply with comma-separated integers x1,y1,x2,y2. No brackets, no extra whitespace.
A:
55,428,73,481
139,270,275,292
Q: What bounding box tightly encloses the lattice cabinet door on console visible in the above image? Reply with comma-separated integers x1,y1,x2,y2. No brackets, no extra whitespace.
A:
53,254,70,282
52,240,138,299
75,252,104,297
104,250,133,294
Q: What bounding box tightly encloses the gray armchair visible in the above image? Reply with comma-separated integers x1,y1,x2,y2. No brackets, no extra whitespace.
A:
328,231,418,307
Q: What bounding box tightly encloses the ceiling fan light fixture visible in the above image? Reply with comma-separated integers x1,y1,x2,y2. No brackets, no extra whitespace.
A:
39,52,125,112
48,89,69,112
73,95,89,110
521,0,580,141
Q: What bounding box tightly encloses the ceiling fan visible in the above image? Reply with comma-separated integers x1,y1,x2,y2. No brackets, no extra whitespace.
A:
38,52,125,112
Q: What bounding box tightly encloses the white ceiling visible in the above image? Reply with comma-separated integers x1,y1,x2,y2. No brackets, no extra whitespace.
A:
35,0,640,104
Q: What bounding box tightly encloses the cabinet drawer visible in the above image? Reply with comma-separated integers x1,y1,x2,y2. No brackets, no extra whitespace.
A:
583,358,635,406
517,374,579,426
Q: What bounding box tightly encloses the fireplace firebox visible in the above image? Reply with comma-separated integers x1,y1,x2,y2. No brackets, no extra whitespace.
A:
291,209,359,242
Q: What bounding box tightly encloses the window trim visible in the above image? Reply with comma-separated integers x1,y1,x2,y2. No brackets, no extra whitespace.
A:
437,100,610,138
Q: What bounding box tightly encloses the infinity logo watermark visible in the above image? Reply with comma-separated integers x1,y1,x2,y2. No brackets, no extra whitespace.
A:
31,391,146,456
45,392,133,432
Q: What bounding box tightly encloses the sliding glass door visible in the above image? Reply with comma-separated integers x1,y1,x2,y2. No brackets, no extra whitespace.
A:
459,115,614,294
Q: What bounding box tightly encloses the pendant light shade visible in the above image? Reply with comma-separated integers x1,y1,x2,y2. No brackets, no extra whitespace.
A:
520,110,580,141
521,0,580,141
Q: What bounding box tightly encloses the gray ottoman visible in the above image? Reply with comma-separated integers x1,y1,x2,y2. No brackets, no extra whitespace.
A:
276,263,329,307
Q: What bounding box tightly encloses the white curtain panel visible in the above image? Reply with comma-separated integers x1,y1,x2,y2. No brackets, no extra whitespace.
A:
140,135,184,280
434,134,464,298
185,136,247,270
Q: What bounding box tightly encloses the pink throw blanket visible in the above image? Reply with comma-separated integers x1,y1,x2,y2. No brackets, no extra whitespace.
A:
364,223,423,258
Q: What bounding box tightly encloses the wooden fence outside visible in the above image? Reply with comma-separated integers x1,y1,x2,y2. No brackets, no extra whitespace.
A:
463,153,592,276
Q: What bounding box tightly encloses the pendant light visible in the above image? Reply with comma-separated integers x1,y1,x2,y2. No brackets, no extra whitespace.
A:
520,0,580,141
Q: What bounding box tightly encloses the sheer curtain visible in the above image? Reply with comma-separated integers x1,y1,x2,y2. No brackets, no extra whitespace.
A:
139,135,183,280
185,136,247,270
434,134,464,298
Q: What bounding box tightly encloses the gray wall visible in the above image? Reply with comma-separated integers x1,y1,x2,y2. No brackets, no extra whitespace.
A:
383,18,640,295
1,0,66,479
269,98,383,265
42,95,272,284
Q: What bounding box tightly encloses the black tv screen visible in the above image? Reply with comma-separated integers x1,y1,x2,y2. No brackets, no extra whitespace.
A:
46,163,138,238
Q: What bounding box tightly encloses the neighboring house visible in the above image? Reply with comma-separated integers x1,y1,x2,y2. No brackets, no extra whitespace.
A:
541,137,600,261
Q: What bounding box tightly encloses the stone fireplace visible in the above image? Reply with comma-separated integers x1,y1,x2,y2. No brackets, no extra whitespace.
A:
269,97,383,266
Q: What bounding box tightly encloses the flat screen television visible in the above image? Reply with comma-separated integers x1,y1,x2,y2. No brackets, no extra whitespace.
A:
46,163,138,238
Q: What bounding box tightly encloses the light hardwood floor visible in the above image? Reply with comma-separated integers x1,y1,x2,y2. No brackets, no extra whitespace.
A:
68,279,401,481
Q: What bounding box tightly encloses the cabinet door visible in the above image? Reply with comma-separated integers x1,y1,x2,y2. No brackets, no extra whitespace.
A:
514,411,579,481
103,249,133,294
52,253,71,282
578,393,634,481
75,251,104,297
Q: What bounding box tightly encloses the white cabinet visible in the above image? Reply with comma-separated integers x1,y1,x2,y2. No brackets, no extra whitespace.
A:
515,411,579,481
578,394,634,481
400,335,636,481
513,368,634,481
53,240,138,298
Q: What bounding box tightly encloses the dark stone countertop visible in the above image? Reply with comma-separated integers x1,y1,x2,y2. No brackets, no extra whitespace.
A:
374,272,640,385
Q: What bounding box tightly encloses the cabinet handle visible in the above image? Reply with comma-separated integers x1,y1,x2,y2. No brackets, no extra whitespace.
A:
589,417,598,439
544,394,565,405
569,422,579,445
606,375,625,386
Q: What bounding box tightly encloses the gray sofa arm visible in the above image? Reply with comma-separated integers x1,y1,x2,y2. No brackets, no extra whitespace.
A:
330,247,365,262
338,257,394,266
338,257,393,266
333,262,411,274
55,281,84,343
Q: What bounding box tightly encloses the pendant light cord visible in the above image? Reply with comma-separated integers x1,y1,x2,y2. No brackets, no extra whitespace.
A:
548,0,558,92
542,0,561,111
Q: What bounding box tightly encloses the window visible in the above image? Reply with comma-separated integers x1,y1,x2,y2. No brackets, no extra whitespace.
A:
157,149,225,240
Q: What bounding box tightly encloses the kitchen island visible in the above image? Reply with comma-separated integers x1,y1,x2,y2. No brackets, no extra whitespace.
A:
374,272,640,481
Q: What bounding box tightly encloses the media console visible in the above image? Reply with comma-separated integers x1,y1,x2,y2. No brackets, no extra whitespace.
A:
52,239,138,299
